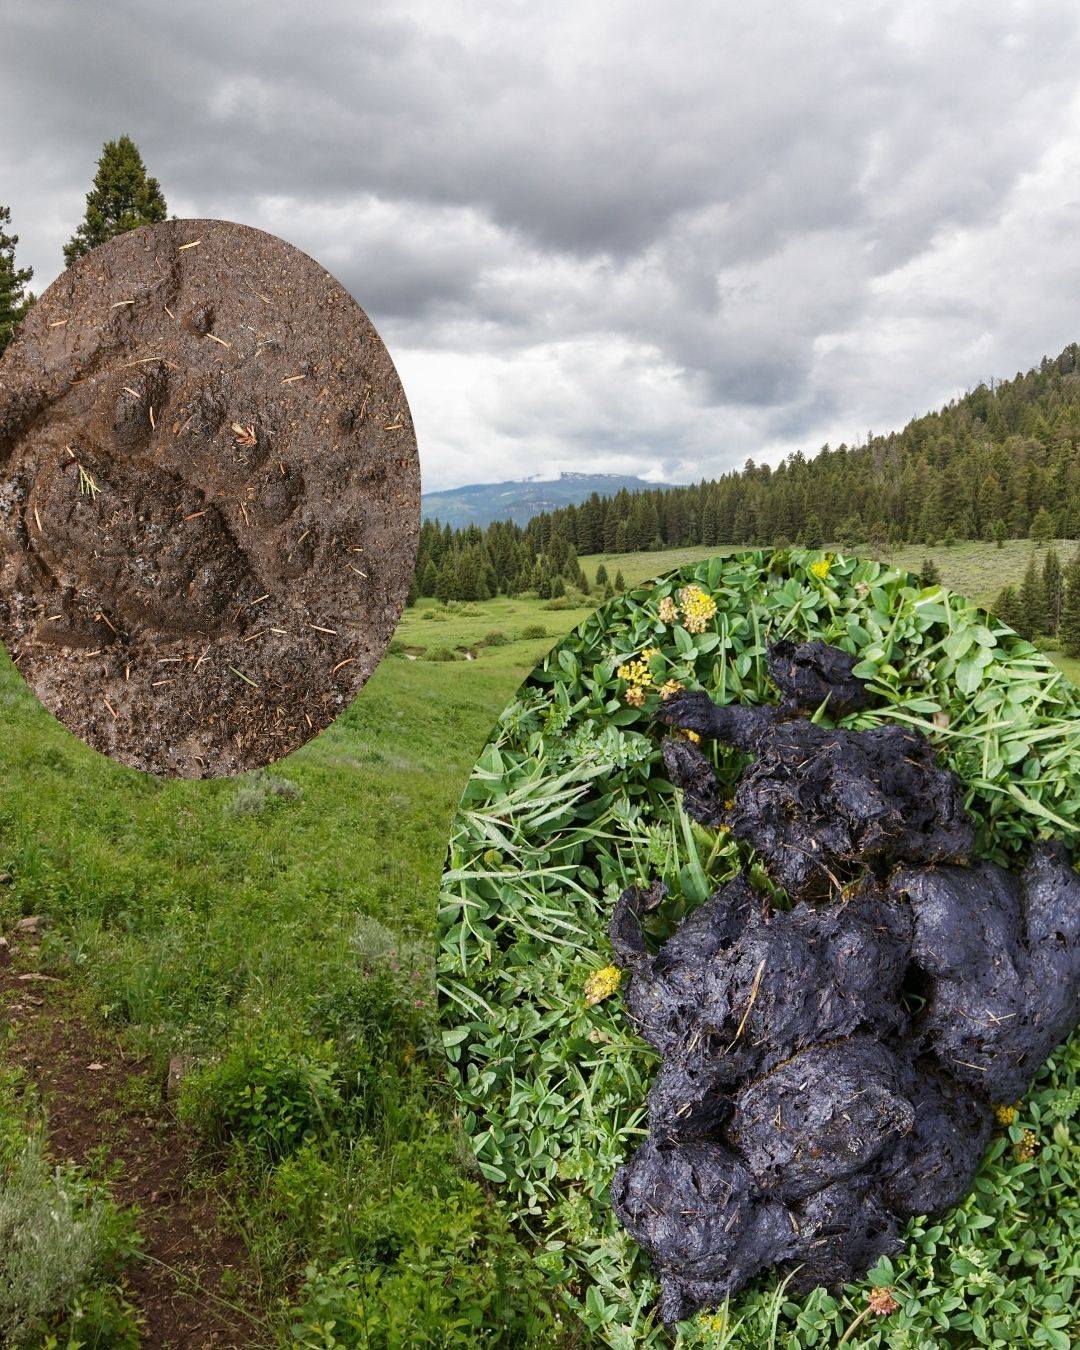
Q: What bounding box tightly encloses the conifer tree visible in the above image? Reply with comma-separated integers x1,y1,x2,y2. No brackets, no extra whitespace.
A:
994,584,1023,635
614,570,626,592
64,135,168,265
993,519,1007,550
0,205,33,352
1061,548,1080,659
804,514,824,549
1031,507,1055,546
595,563,609,589
435,559,454,604
1042,548,1063,635
920,558,941,586
1017,555,1046,639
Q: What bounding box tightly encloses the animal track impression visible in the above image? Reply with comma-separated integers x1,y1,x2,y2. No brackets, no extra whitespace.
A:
0,219,419,776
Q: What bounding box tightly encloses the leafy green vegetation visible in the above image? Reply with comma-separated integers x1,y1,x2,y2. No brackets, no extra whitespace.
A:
438,549,1080,1347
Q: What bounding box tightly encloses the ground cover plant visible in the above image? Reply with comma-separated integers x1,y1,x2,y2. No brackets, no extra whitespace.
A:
0,1065,142,1347
438,549,1080,1347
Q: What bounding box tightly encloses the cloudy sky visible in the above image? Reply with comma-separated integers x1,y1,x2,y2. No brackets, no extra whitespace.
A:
4,1,1080,491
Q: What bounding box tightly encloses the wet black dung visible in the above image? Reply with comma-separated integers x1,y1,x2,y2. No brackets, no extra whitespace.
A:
612,641,1080,1324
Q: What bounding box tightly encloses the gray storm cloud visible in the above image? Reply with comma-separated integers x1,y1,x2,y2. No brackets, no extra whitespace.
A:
3,0,1080,489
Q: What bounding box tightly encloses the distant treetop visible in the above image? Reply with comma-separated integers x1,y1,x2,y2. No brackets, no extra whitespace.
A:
63,135,168,267
0,204,34,353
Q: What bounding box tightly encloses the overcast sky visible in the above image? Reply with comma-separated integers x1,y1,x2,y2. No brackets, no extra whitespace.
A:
4,2,1080,491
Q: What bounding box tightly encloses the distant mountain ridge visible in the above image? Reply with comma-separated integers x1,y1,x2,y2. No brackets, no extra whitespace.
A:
421,472,672,527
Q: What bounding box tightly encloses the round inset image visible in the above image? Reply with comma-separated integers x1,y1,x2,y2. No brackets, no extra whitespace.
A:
437,550,1080,1345
0,218,419,777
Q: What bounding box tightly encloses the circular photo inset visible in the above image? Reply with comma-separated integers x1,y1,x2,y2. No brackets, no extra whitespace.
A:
438,549,1080,1347
0,218,419,777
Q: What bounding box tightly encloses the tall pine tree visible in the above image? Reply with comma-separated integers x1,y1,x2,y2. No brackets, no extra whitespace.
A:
64,136,168,265
1061,548,1080,659
994,585,1023,636
1031,507,1055,546
0,205,33,352
1042,548,1064,636
1017,555,1046,640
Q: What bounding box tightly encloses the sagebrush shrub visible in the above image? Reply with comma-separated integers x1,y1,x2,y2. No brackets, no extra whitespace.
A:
0,1136,103,1342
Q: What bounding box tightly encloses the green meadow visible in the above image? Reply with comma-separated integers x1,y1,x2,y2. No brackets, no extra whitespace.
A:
0,540,1077,1346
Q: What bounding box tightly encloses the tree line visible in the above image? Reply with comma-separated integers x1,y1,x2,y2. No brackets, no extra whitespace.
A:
992,545,1080,657
414,347,1080,603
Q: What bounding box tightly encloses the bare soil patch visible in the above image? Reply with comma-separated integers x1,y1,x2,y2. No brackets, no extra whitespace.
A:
2,936,263,1347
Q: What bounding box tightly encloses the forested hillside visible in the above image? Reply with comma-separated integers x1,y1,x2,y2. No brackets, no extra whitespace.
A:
415,344,1080,601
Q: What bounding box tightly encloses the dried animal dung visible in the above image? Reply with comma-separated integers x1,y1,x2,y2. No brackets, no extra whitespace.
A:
0,219,419,777
612,846,1080,1323
659,738,724,828
611,1135,798,1326
893,842,1080,1102
609,641,1080,1324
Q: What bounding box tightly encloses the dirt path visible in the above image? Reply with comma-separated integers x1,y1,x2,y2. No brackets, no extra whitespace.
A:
1,930,265,1348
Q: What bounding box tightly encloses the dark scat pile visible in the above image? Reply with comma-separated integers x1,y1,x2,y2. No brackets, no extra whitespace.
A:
0,218,419,777
609,642,1080,1326
655,640,973,900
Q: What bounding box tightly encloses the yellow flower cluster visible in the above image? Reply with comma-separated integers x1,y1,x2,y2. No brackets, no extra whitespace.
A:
584,964,622,1005
656,586,718,633
659,678,684,700
1015,1128,1039,1161
809,557,832,579
993,1102,1019,1127
618,649,665,707
616,656,652,687
677,585,718,634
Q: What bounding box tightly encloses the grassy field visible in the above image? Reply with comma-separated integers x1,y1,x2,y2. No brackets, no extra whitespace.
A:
0,541,1077,1345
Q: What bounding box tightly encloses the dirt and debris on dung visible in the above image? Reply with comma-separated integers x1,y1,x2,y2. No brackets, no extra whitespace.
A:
609,640,1080,1326
1,930,261,1346
0,218,419,777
